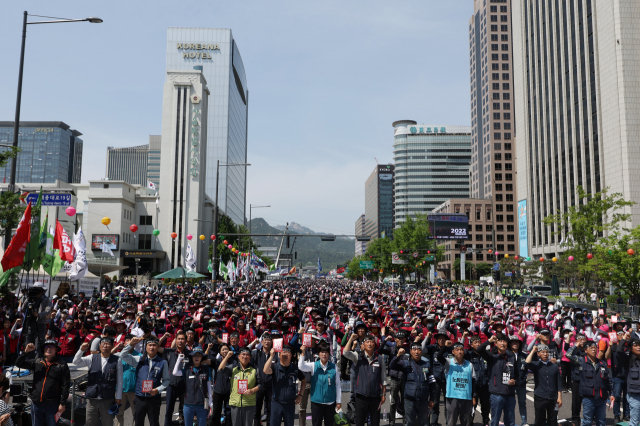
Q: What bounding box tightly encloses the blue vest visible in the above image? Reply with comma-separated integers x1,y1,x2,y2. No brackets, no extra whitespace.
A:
272,360,299,404
184,365,210,406
445,359,473,400
579,356,611,399
122,350,140,393
85,354,119,400
353,353,383,398
403,358,432,401
310,360,337,404
134,355,167,397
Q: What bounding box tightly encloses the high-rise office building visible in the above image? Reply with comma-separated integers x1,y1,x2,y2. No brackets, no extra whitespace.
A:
0,121,82,184
512,0,640,258
393,122,472,224
364,164,395,241
166,28,249,225
147,136,161,185
466,0,519,257
105,136,162,188
469,0,516,201
355,214,366,255
106,145,149,186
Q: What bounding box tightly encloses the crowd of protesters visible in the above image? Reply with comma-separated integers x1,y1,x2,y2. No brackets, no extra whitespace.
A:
1,278,638,426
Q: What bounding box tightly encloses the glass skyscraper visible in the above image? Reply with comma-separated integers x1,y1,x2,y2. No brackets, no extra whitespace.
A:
166,28,249,225
0,121,83,184
364,165,395,242
393,121,471,224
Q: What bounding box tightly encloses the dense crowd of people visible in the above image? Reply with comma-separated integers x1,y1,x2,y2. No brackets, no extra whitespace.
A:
1,278,638,426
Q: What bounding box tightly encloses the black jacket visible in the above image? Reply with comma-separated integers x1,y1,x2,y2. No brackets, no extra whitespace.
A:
477,342,518,396
15,352,70,405
525,359,561,400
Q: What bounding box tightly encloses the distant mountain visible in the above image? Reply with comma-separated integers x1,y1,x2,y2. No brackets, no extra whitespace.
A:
250,218,354,270
273,222,319,235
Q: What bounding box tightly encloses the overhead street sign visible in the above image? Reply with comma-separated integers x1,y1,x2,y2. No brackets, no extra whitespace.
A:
25,192,72,206
359,261,374,269
424,255,435,261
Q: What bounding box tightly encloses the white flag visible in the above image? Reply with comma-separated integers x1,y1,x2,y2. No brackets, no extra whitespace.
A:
185,244,196,272
69,227,88,281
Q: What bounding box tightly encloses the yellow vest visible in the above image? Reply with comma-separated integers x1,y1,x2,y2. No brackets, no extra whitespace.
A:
229,364,259,407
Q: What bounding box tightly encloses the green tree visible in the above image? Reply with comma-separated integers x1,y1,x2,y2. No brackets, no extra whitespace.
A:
452,257,473,280
0,147,23,237
521,260,543,288
595,226,640,299
475,262,493,279
543,186,635,290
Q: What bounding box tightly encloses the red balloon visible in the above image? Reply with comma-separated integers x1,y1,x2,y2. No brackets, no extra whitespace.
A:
514,255,519,260
539,257,545,262
211,235,216,240
223,240,228,245
587,253,593,259
171,232,177,239
628,249,635,256
129,224,138,233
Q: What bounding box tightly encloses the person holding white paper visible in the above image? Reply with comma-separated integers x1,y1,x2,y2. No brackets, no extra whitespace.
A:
298,342,341,426
218,346,262,426
172,347,213,426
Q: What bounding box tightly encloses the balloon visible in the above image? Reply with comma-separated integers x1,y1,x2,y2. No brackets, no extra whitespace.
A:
152,229,160,236
539,257,545,262
101,217,111,226
568,256,574,261
227,244,232,249
65,206,76,216
199,235,205,241
629,249,635,256
526,257,531,261
130,224,138,233
552,257,558,262
211,235,216,240
171,232,177,239
514,255,519,260
587,253,593,259
187,234,193,240
495,252,500,256
504,254,509,258
223,240,228,245
488,249,493,254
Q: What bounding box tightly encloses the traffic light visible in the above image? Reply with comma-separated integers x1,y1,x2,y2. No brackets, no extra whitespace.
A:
427,250,431,254
400,250,404,254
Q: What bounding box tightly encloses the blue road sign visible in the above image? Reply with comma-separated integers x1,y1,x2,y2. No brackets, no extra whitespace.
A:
493,263,500,271
26,193,71,206
505,272,513,276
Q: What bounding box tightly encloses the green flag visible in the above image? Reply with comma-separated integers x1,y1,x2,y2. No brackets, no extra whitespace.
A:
0,265,21,288
42,223,64,278
207,260,213,273
219,258,228,280
269,264,275,271
24,187,43,271
32,211,49,271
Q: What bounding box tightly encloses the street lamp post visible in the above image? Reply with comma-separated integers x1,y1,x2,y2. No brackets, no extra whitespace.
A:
211,161,250,281
5,11,102,249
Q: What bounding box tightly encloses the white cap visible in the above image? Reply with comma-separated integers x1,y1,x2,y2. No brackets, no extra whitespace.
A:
32,282,45,289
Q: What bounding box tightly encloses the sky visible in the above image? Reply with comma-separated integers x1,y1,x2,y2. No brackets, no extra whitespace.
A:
0,1,472,235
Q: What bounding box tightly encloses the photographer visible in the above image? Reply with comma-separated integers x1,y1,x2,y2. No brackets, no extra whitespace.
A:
19,282,53,351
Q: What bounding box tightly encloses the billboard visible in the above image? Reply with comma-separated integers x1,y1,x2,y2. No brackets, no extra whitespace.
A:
427,214,469,240
91,234,119,251
518,200,528,258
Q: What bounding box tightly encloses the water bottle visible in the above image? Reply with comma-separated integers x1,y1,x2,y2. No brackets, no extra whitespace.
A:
554,403,559,411
382,408,388,421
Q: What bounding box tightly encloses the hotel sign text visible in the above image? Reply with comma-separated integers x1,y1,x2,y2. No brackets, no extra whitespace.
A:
177,43,220,59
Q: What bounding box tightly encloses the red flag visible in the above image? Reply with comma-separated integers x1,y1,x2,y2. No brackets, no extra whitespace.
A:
1,203,32,271
53,219,75,262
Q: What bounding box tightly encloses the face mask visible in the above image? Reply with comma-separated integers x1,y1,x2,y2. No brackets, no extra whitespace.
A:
526,325,534,333
564,320,572,327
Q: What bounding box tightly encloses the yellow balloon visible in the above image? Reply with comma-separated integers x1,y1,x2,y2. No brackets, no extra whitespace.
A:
552,257,558,262
199,235,205,241
101,217,111,226
504,254,509,258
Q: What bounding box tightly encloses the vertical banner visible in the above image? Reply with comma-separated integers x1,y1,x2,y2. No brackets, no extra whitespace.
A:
518,200,528,258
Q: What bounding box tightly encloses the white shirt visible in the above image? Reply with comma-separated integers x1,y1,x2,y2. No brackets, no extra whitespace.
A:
298,357,341,404
73,349,123,400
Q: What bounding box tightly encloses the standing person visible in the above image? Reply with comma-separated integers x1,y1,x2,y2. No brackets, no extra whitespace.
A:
73,337,123,426
477,334,518,426
116,334,140,426
609,329,630,423
21,282,53,351
468,336,491,426
252,332,274,426
423,329,451,426
218,346,262,426
568,333,587,426
437,341,476,426
118,336,171,426
210,344,237,426
57,317,80,363
264,344,306,426
343,334,386,426
15,340,70,426
171,347,213,426
388,341,436,426
509,336,529,426
524,345,562,426
380,329,409,425
613,334,639,425
159,330,190,426
298,341,341,426
565,339,614,426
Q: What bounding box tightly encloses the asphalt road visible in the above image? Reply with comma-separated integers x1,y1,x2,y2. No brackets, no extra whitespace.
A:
65,377,621,426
